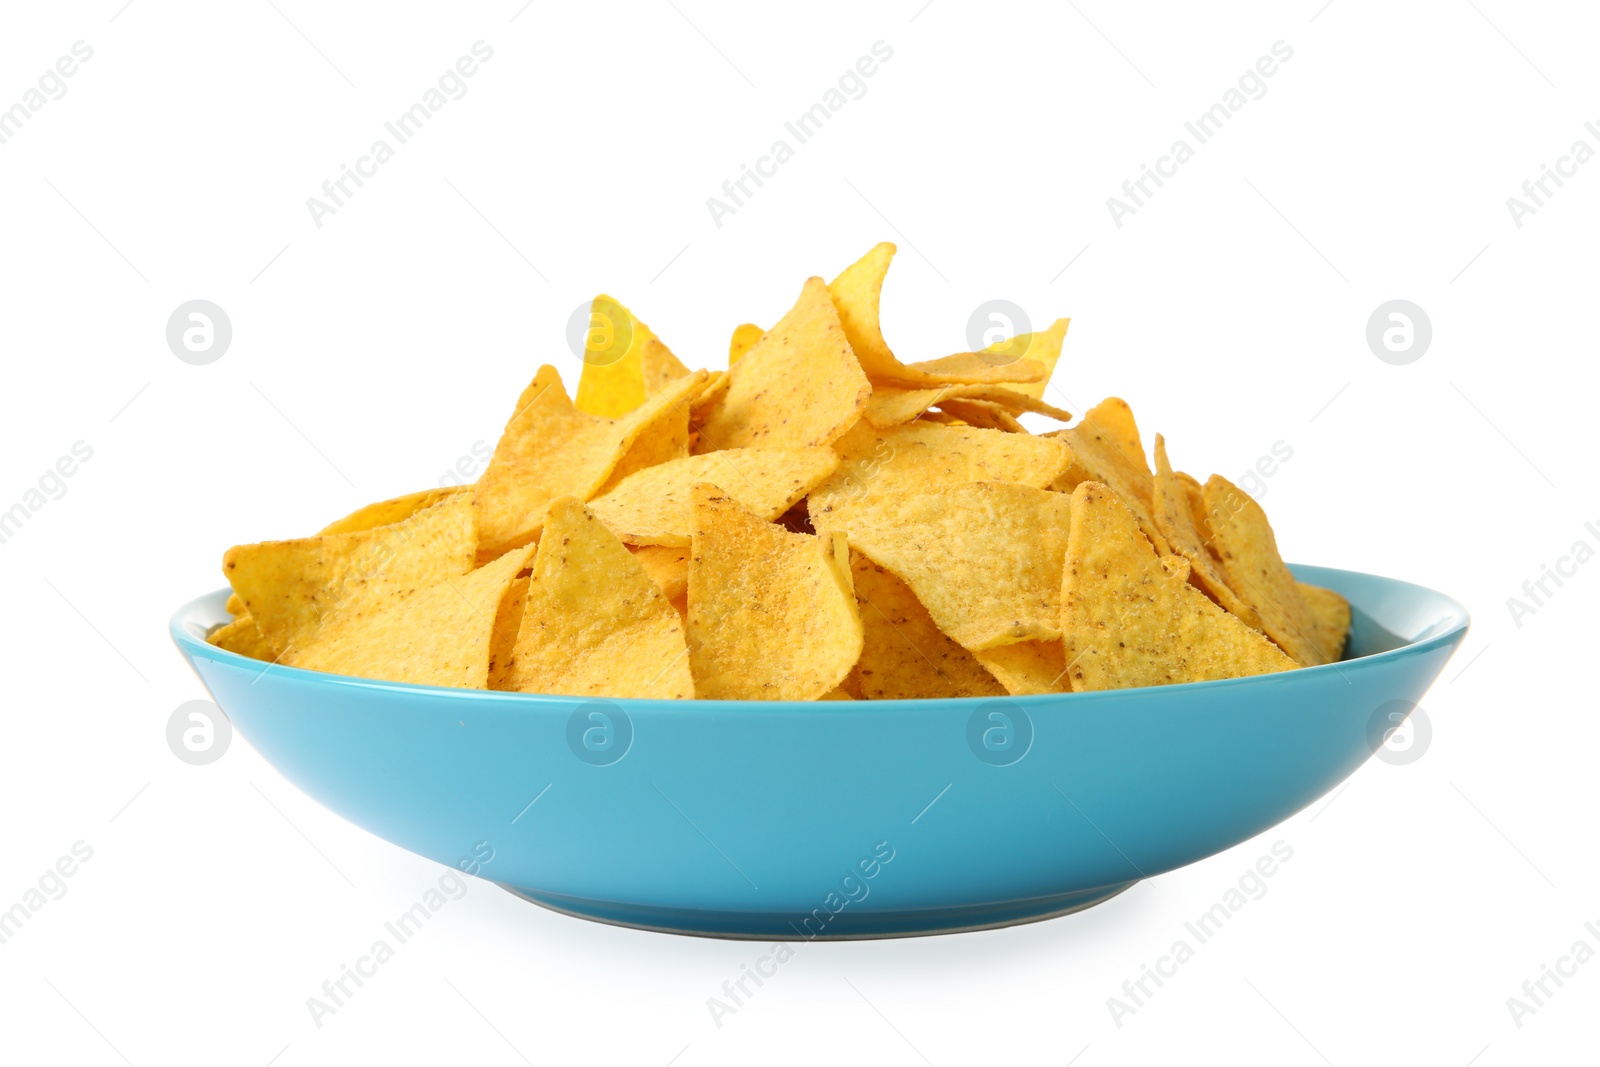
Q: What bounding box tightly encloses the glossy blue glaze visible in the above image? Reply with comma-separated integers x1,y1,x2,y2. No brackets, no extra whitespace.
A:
171,564,1467,939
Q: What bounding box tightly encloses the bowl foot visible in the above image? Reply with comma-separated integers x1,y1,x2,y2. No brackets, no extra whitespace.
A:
498,881,1137,940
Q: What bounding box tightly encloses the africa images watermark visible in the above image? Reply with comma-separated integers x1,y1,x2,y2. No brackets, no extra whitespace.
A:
0,441,94,548
305,41,495,229
1106,840,1294,1028
705,839,897,1029
1505,918,1600,1029
305,841,495,1028
1504,519,1599,628
0,41,94,148
1106,40,1294,228
1505,119,1600,229
705,40,895,229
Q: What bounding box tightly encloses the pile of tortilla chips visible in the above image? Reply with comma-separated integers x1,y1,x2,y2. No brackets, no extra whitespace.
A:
211,243,1349,699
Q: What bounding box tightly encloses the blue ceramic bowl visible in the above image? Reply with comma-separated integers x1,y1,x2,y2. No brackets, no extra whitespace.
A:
170,564,1466,939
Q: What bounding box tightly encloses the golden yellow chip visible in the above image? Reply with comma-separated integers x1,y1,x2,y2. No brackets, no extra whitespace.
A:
935,398,1027,433
1297,581,1350,662
207,614,274,660
573,295,679,418
863,382,1072,429
696,277,870,452
809,421,1070,535
987,318,1070,401
973,641,1068,695
320,486,467,535
473,365,706,560
1201,475,1331,666
290,541,535,688
641,337,691,396
632,544,690,606
485,575,529,691
687,484,862,700
590,447,839,547
1054,398,1169,555
1151,435,1260,629
728,323,764,365
224,493,477,659
501,498,692,698
1062,482,1296,690
224,592,244,616
827,243,1047,386
846,551,1004,700
841,481,1074,651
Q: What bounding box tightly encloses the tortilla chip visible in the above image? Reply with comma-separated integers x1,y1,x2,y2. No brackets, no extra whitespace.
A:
809,421,1071,536
840,481,1074,651
1201,475,1330,666
290,541,534,688
820,687,855,700
846,551,1005,700
988,318,1070,401
1297,581,1351,663
1177,470,1212,545
865,382,1072,429
632,544,689,608
1062,482,1296,690
973,641,1068,695
573,294,674,419
728,323,764,365
601,377,693,493
1053,398,1169,555
207,614,274,660
827,243,1047,386
223,493,477,659
590,447,839,547
1151,435,1261,629
485,575,529,690
501,498,692,698
696,277,870,452
687,484,862,700
321,486,467,535
224,592,244,616
473,365,707,560
935,398,1027,433
640,337,690,397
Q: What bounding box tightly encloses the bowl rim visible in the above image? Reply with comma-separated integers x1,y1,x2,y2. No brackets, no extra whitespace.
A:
170,563,1470,712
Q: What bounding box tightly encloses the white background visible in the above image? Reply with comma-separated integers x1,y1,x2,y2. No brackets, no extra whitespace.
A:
1,1,1596,1064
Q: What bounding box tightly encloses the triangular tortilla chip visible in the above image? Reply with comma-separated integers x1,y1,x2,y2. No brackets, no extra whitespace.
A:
486,575,530,690
728,323,764,365
225,592,244,616
573,295,681,418
632,544,689,615
696,277,870,452
809,421,1070,535
1297,581,1350,663
641,337,690,397
472,365,707,560
826,243,1047,386
1152,435,1261,629
988,319,1070,401
687,484,862,700
840,481,1073,651
501,498,692,698
935,398,1026,433
320,486,467,535
1201,475,1331,666
863,382,1072,429
290,541,535,688
1053,397,1169,555
207,614,274,660
590,447,839,546
223,493,477,659
846,551,1004,700
1062,482,1296,690
973,640,1068,695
